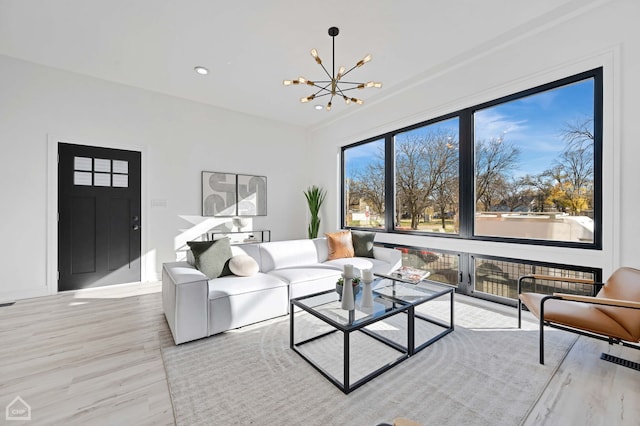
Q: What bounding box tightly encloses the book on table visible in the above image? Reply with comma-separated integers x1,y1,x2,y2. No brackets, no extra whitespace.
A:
383,266,431,284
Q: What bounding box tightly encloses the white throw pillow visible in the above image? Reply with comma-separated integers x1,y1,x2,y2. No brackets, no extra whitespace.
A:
229,254,259,277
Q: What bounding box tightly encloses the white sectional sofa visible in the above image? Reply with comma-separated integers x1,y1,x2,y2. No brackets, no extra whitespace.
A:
162,237,401,344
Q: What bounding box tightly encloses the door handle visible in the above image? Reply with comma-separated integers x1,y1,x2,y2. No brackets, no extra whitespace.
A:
132,224,140,231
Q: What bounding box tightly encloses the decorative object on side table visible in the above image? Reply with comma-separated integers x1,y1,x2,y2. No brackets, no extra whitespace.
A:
232,216,249,231
361,269,374,308
340,264,355,310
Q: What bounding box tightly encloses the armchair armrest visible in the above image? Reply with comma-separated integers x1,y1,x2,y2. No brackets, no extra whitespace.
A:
162,262,209,344
553,293,640,309
522,274,596,285
518,274,598,298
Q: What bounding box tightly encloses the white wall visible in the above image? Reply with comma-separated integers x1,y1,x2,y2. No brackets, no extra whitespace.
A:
308,0,640,278
0,55,308,301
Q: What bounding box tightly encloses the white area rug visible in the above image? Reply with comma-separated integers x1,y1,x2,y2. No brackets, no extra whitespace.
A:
160,297,576,426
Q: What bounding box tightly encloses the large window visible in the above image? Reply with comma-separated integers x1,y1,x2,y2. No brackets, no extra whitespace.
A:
474,79,596,244
343,138,385,229
394,117,459,234
341,68,602,249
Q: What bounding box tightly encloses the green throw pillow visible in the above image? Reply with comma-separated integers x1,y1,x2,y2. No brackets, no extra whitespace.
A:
187,238,233,279
351,230,375,258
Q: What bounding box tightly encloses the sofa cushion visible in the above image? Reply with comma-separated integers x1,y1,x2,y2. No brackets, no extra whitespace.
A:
312,237,330,262
351,230,375,258
230,244,262,269
208,272,287,301
229,255,259,277
187,239,233,279
325,230,355,260
268,265,341,285
259,239,319,272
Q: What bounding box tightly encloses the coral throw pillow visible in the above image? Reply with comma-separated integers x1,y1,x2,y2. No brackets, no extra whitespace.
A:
325,230,355,260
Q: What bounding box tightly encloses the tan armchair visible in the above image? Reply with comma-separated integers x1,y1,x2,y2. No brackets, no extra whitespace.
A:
517,267,640,369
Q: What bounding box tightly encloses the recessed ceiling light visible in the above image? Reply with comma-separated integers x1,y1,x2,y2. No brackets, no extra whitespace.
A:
194,66,209,75
314,105,323,110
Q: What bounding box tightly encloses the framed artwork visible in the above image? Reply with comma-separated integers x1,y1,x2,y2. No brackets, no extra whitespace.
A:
202,172,237,216
202,172,267,216
237,174,267,216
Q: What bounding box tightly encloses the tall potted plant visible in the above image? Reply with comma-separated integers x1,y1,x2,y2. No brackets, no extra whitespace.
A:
304,185,326,239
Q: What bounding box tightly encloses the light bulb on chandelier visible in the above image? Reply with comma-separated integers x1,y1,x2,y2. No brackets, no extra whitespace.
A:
283,27,382,111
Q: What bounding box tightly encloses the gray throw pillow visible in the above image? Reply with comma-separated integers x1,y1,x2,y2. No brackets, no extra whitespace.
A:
187,238,233,279
351,230,375,258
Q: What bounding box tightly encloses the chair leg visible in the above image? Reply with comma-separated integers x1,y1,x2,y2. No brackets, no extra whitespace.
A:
539,316,545,365
517,276,525,329
539,299,546,365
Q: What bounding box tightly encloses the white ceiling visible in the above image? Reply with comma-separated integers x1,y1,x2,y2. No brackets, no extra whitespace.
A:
0,0,601,128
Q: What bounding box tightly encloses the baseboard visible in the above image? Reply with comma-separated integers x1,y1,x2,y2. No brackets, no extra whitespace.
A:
0,288,50,302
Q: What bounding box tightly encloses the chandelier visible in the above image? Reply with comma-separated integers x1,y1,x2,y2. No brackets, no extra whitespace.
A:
283,27,382,111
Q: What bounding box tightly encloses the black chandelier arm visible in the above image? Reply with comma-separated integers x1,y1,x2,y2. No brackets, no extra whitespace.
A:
333,84,348,98
335,86,364,93
308,92,332,99
338,64,360,80
317,62,333,81
309,82,333,94
336,81,367,85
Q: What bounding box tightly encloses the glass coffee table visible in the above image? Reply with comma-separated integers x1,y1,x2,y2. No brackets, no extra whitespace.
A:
290,275,454,394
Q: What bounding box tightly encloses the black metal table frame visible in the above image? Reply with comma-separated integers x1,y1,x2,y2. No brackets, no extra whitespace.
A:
289,283,454,394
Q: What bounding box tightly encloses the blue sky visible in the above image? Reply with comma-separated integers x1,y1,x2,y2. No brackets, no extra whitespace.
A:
475,78,594,176
345,78,594,179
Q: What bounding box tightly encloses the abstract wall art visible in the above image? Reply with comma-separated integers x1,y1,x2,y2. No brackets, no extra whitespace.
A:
202,171,267,217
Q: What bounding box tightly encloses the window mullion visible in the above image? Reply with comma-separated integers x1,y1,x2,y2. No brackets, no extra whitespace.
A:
458,109,474,239
384,134,395,232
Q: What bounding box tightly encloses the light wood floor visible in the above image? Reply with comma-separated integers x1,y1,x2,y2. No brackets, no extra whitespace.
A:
0,283,174,425
0,283,638,425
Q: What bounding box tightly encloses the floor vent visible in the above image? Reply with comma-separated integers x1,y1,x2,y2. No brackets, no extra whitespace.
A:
600,352,640,371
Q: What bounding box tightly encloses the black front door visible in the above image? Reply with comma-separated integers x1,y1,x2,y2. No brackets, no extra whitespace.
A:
58,143,141,291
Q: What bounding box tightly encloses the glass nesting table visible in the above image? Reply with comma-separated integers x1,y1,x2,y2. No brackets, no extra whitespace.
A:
290,275,454,394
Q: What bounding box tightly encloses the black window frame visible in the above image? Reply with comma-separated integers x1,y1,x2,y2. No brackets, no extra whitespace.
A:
341,67,603,250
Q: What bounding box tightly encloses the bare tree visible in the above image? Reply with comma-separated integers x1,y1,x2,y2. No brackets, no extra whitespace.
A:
350,160,385,219
561,118,594,150
543,118,594,214
520,173,553,212
345,143,386,226
494,176,532,211
475,137,521,211
430,139,459,229
396,130,458,229
395,135,432,229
